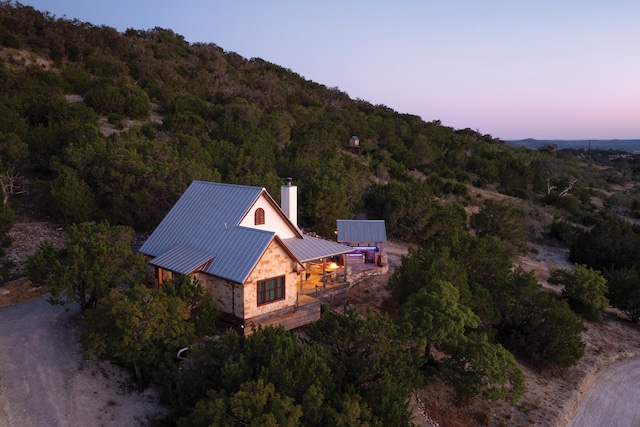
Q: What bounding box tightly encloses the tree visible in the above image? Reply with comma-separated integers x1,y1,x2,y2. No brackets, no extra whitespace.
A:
603,267,640,323
392,253,526,404
306,309,420,426
160,275,221,337
364,180,439,242
85,81,125,115
570,218,640,271
321,393,380,427
27,221,145,311
177,379,303,427
439,332,525,403
172,326,341,426
296,155,362,238
81,284,195,384
121,83,151,119
48,166,96,224
396,280,479,359
390,239,470,306
470,200,526,256
0,132,29,207
549,264,609,321
423,201,468,243
497,290,585,368
464,234,513,293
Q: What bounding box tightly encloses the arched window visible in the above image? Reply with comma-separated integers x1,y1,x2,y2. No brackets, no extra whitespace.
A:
255,208,265,225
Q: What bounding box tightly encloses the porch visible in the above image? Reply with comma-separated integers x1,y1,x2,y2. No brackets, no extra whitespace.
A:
299,253,389,294
226,252,389,335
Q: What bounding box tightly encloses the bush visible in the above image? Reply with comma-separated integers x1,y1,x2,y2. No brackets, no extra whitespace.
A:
550,265,609,322
48,167,96,224
547,220,582,245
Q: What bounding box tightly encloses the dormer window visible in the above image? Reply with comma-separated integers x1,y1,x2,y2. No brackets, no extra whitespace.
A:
255,208,265,225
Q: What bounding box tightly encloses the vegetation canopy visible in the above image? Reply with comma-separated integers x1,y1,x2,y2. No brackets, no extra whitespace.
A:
3,1,640,424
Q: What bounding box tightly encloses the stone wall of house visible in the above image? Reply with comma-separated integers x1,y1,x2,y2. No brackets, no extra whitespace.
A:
243,240,299,319
195,239,299,321
197,273,240,317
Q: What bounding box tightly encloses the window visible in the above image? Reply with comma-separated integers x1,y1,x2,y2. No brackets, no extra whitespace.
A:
255,208,265,225
257,276,285,305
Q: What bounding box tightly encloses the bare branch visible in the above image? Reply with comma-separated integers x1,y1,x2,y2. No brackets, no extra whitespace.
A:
0,169,28,206
559,179,578,197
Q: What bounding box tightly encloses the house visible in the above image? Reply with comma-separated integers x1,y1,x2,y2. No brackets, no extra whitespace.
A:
139,179,353,333
336,219,387,266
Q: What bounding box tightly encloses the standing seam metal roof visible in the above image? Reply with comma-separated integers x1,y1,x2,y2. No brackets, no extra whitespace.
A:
336,220,387,242
139,181,354,283
149,246,214,275
139,181,270,283
282,235,353,263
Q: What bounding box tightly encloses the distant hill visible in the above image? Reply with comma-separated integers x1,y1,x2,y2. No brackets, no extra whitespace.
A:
507,139,640,153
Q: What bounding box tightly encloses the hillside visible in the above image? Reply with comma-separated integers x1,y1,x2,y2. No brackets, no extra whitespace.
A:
0,1,533,236
2,2,640,426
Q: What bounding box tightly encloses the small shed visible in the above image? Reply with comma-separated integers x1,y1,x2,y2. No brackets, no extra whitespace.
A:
336,220,387,265
348,136,360,148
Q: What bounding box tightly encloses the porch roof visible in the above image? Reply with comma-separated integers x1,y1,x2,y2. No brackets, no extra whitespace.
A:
149,246,214,275
282,235,353,263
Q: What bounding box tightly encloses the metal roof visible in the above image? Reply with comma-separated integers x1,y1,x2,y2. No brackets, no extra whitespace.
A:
139,180,351,283
139,181,274,283
139,181,264,255
202,226,275,283
149,246,214,275
282,235,353,262
336,220,387,243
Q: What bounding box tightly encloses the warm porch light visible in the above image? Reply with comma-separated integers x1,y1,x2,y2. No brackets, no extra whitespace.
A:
326,262,340,270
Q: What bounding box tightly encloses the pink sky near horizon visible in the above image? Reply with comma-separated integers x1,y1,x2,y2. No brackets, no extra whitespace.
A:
16,0,640,141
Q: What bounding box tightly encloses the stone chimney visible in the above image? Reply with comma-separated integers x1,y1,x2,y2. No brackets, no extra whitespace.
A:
280,177,297,226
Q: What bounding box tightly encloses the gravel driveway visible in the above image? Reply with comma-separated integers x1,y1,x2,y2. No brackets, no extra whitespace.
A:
566,357,640,427
0,296,166,427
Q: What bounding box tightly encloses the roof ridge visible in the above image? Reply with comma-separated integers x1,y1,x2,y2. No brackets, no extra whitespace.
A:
191,180,264,190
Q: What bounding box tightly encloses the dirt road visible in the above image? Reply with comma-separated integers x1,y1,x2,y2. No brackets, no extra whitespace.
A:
566,357,640,427
0,296,165,427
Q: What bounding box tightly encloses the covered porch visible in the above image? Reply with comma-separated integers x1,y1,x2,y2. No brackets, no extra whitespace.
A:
229,252,389,334
300,256,348,295
298,252,389,302
243,233,388,333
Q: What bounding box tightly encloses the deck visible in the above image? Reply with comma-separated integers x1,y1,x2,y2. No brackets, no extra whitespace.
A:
232,257,388,334
242,293,321,334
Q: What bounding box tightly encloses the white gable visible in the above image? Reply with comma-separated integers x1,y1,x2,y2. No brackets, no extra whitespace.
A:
239,193,298,239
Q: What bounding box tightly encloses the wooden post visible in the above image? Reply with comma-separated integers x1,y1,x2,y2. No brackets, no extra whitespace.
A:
322,258,327,289
297,270,302,307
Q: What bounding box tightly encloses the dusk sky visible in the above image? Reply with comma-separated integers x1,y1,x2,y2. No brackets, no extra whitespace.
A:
18,1,640,141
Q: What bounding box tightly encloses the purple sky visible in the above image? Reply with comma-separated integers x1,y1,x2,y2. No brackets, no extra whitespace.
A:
17,1,640,140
